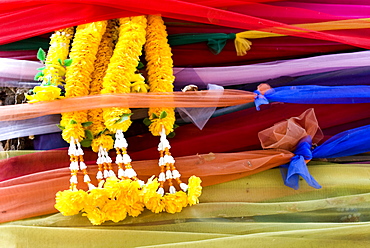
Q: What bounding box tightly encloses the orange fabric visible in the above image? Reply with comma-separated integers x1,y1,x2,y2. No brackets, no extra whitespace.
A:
0,90,255,122
0,149,293,223
258,108,323,151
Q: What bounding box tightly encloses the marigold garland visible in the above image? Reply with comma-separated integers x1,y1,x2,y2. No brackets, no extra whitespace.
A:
145,15,176,136
87,20,116,153
27,28,74,103
143,15,202,213
60,21,107,143
42,27,74,86
55,21,107,220
102,16,147,133
54,16,202,225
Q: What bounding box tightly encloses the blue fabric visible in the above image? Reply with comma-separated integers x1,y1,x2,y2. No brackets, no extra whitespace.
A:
253,90,269,111
264,85,370,104
231,66,370,92
280,136,321,190
313,124,370,158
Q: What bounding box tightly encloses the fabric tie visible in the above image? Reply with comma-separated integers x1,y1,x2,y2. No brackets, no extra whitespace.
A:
280,136,321,190
207,34,236,55
254,90,269,111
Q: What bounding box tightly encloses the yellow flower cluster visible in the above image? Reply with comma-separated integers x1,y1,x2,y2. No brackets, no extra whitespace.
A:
91,134,114,153
54,16,203,225
130,73,149,93
145,15,176,136
27,28,74,104
102,16,147,132
187,176,203,205
88,20,116,152
143,178,190,214
55,176,202,225
55,189,87,216
60,21,107,142
42,27,74,86
26,85,64,103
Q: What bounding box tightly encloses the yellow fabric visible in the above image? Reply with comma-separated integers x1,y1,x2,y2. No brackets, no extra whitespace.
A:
1,160,370,247
235,18,370,56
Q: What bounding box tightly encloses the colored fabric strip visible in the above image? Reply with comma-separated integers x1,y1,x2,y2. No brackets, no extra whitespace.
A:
1,161,370,230
173,51,370,90
0,90,255,122
264,85,370,104
3,103,370,181
2,1,370,50
168,33,236,54
313,124,370,159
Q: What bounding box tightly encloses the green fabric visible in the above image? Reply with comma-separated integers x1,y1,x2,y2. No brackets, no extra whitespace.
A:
1,161,370,247
0,37,49,51
168,33,236,54
0,150,40,160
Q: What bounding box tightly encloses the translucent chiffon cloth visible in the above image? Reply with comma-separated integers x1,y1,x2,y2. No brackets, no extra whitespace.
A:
0,109,320,223
1,162,370,247
173,51,370,90
264,85,370,104
2,103,370,179
3,0,370,48
0,90,255,122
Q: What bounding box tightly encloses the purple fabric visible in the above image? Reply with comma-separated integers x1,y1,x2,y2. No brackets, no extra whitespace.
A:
173,51,370,90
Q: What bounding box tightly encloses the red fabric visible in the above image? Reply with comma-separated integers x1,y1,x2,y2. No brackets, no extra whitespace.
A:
2,102,370,182
0,50,38,61
127,103,370,160
170,36,357,67
2,1,370,49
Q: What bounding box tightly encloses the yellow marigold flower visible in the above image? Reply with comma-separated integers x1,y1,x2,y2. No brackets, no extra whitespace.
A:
82,188,110,224
142,178,165,213
103,107,132,132
102,200,127,223
26,85,64,103
83,207,106,225
145,193,165,214
187,176,202,206
103,176,122,196
163,191,188,214
103,177,144,218
125,180,144,217
54,189,87,216
85,188,109,209
91,134,114,153
130,74,149,93
148,107,176,136
62,122,85,142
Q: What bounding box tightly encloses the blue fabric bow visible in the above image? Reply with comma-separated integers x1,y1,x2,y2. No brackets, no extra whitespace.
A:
254,90,269,111
280,136,322,190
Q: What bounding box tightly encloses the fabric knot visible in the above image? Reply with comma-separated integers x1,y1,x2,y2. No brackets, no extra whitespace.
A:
280,136,321,190
254,90,269,111
226,33,236,40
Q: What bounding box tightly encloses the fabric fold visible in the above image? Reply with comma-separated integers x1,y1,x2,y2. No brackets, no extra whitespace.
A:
280,136,321,190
